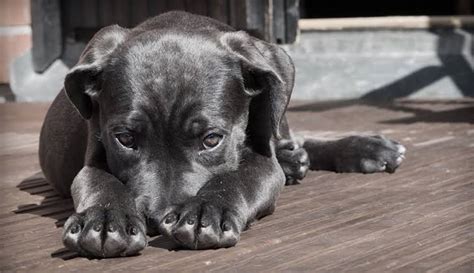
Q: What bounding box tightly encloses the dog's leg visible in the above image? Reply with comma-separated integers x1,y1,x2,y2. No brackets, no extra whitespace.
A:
276,133,310,185
159,151,284,249
62,166,147,257
274,116,311,185
303,135,406,174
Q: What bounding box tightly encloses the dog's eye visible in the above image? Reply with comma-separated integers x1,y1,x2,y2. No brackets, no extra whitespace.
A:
116,133,135,148
202,133,222,149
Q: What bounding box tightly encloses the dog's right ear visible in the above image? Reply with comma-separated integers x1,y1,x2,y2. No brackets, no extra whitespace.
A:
64,25,129,119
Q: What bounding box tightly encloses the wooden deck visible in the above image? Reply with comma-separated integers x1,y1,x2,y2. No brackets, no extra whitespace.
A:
1,100,473,272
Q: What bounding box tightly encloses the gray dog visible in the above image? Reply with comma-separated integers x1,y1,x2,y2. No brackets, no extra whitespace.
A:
39,11,405,258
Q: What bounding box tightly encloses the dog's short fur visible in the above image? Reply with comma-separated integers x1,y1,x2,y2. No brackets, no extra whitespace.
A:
39,11,406,257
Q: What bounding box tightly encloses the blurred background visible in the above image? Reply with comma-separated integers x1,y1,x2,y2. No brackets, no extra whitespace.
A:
0,0,473,102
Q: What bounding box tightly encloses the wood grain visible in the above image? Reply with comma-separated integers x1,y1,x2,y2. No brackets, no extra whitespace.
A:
0,100,472,272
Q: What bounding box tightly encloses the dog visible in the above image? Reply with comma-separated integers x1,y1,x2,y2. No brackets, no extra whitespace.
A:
39,11,406,258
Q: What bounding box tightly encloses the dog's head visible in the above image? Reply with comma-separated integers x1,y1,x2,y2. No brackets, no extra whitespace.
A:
64,22,292,224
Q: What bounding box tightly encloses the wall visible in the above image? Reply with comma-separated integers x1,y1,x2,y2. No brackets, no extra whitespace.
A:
0,0,31,83
283,18,474,100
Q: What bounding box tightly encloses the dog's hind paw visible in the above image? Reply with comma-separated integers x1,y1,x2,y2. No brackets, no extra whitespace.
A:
276,139,310,185
62,206,147,258
333,135,406,174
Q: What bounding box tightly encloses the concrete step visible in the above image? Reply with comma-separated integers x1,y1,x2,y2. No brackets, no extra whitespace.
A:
283,17,474,100
9,16,474,102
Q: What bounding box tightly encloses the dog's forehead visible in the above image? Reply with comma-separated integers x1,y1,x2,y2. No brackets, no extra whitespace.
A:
127,34,231,76
102,33,246,124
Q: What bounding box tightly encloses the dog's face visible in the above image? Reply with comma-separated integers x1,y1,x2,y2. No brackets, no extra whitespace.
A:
98,35,249,212
64,25,290,228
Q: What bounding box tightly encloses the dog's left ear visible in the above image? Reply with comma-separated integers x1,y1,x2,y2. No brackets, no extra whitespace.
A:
221,31,294,143
65,25,129,119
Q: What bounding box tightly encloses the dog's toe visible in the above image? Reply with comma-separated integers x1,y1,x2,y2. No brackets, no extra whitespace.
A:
360,159,387,173
276,139,310,184
334,135,406,174
365,139,406,174
397,144,407,155
160,198,242,250
62,207,147,258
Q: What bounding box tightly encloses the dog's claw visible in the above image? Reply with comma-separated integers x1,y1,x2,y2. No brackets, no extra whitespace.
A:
276,139,310,185
334,135,406,174
159,197,242,249
63,207,147,258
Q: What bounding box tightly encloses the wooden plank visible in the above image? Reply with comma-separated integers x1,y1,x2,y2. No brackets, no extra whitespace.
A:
273,0,286,43
184,0,208,16
208,0,230,24
31,0,62,72
79,0,99,28
147,0,168,17
299,16,474,31
229,0,247,30
98,0,115,27
284,0,299,43
112,0,131,27
1,100,473,272
263,0,273,42
131,0,148,26
61,0,80,37
73,0,100,41
166,0,185,11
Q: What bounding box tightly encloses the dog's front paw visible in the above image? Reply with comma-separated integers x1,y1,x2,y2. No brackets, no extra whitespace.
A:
63,206,147,258
276,139,310,185
335,135,406,174
160,197,243,249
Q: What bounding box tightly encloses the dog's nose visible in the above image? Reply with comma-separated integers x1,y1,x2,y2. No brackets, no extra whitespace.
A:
145,215,163,236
